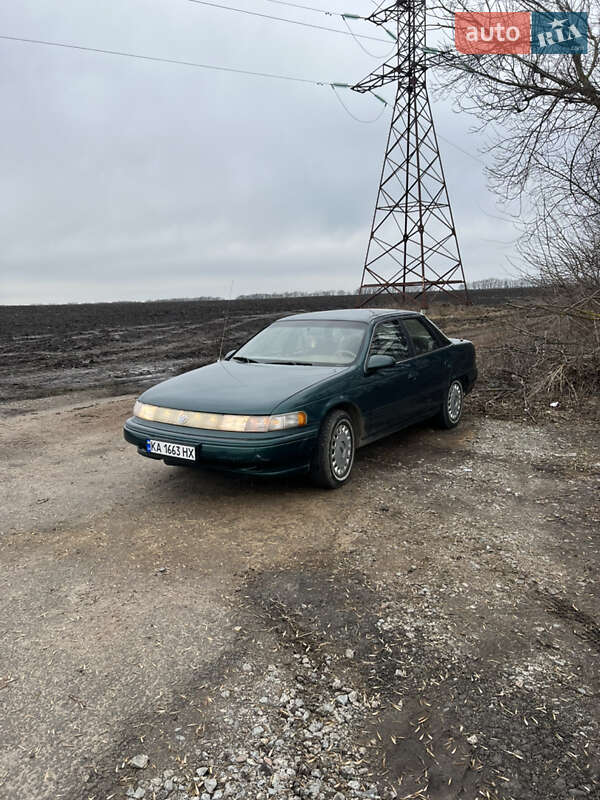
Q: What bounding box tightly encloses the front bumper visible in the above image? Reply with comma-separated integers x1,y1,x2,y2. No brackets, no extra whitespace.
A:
123,416,318,477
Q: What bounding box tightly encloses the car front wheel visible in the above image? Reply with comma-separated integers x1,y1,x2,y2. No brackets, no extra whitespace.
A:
310,409,355,489
437,379,464,429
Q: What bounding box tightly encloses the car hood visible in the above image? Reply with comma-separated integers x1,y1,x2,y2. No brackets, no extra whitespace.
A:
140,360,346,415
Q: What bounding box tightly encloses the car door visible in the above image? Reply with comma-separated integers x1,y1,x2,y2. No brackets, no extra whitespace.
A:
356,318,418,439
401,317,450,413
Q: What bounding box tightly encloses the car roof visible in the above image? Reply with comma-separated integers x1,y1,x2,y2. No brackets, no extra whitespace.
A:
280,308,420,323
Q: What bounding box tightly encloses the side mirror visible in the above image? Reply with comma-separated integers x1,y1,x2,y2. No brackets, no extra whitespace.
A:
366,354,395,371
223,350,236,361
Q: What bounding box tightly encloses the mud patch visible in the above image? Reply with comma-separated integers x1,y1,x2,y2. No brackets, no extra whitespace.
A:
543,592,600,654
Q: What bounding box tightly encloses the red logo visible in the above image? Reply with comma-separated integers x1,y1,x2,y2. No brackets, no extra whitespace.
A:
455,12,531,54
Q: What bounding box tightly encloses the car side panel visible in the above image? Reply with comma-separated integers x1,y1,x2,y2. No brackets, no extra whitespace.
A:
403,348,448,414
351,361,420,438
272,335,476,449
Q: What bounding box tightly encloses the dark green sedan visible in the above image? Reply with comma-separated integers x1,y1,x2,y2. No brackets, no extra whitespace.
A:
123,309,476,488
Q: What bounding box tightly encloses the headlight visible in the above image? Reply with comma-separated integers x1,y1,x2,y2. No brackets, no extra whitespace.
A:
133,401,307,433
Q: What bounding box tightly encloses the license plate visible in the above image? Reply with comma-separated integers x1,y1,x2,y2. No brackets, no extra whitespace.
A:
146,439,196,461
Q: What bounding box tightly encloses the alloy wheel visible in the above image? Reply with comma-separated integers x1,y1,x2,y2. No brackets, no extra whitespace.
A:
447,380,463,423
330,420,354,480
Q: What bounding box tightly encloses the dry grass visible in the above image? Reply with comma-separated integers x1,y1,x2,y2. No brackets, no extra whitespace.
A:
463,293,600,421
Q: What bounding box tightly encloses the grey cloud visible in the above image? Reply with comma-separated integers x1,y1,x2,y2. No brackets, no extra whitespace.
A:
0,0,519,304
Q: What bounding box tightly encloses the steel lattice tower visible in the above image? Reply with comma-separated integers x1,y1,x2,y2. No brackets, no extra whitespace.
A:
352,1,469,307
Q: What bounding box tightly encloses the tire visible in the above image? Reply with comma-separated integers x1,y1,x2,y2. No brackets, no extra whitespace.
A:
437,379,464,429
310,409,355,489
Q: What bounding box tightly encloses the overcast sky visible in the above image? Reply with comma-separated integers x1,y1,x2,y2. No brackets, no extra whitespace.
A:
0,0,521,305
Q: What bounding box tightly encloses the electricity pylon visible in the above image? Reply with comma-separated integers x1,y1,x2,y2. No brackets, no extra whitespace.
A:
352,1,470,307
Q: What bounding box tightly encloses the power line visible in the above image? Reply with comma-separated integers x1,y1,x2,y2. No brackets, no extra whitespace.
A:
0,31,485,164
341,14,395,58
183,0,389,42
438,132,486,165
331,84,387,123
0,33,326,84
264,0,335,14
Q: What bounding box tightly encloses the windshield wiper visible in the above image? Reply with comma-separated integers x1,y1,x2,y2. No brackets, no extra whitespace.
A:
231,355,259,363
266,360,315,366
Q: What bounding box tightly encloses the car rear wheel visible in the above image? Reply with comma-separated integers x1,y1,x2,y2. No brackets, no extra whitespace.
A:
310,409,355,489
437,379,464,429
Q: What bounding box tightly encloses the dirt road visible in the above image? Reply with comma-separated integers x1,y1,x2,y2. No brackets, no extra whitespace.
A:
1,391,599,800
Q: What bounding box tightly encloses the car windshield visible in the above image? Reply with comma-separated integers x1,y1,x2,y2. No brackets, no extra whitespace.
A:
233,320,367,366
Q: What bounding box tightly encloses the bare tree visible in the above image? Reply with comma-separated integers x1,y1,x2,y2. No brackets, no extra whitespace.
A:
428,0,600,222
469,277,531,289
520,206,600,294
422,2,600,410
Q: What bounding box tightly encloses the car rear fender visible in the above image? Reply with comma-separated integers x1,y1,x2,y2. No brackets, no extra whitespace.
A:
448,340,477,393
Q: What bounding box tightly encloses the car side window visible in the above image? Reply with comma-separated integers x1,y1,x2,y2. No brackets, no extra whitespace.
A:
403,318,438,355
368,320,410,363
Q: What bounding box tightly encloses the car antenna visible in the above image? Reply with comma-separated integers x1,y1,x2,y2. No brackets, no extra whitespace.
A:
218,280,235,361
